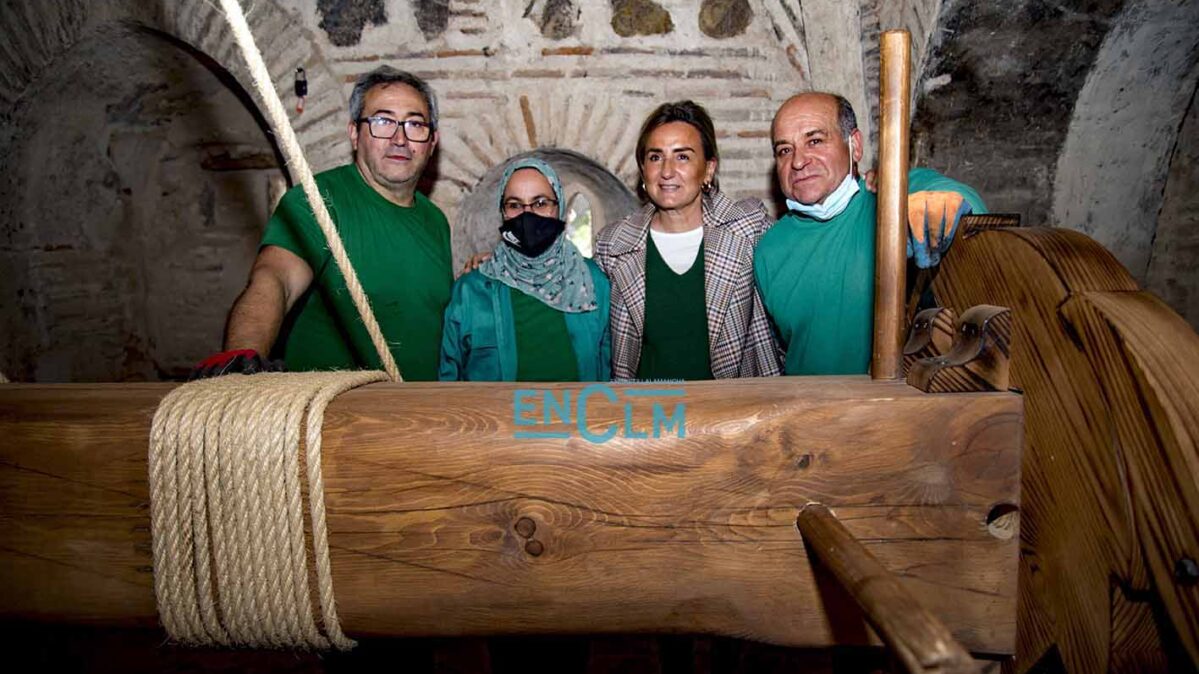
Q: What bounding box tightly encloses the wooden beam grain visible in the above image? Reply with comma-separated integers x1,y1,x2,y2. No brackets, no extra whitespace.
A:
0,378,1021,653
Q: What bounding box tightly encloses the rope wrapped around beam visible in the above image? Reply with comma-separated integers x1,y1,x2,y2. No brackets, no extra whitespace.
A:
148,1,400,649
149,370,386,650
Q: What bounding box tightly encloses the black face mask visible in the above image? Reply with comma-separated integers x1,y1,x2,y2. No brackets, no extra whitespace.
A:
499,211,565,258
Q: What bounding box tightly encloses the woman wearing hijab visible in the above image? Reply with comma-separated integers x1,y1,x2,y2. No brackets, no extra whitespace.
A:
593,101,780,380
439,158,611,382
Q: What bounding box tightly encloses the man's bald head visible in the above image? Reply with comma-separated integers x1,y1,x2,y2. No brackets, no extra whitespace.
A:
772,93,858,143
771,92,864,205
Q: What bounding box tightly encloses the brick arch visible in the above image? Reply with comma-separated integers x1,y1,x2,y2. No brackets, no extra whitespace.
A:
433,87,653,204
0,0,346,172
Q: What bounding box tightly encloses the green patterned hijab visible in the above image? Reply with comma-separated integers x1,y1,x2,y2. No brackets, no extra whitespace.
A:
478,158,597,313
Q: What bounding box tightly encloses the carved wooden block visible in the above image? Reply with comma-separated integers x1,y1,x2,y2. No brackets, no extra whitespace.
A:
906,305,1012,393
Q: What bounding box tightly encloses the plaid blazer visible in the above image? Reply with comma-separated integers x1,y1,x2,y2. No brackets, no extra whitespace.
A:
594,191,782,380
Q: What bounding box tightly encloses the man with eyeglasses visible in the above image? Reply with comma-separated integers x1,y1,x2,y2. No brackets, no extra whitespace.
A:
193,66,452,379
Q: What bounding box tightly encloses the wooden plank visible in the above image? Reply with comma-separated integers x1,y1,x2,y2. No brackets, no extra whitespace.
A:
931,226,1152,673
797,503,979,674
1060,291,1199,667
0,378,1021,653
874,30,911,380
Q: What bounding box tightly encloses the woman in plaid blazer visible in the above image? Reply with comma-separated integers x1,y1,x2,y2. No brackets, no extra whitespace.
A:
593,101,782,380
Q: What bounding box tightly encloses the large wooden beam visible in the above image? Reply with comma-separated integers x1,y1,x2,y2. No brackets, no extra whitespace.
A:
0,377,1021,654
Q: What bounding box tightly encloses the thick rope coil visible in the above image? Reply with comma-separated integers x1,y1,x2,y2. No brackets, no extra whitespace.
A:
148,370,386,650
218,0,401,382
147,0,405,650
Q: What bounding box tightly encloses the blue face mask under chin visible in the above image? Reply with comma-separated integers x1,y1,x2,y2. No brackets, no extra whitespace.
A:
785,136,860,221
785,172,861,221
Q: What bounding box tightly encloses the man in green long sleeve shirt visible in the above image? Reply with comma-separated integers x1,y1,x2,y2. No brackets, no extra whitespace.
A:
754,92,986,375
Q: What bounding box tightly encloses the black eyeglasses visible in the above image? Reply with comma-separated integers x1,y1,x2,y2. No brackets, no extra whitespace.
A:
357,115,434,143
502,198,559,217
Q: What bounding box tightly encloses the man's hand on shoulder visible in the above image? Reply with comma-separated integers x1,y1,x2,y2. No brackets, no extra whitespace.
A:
459,252,492,277
864,169,878,193
906,191,972,268
189,349,286,380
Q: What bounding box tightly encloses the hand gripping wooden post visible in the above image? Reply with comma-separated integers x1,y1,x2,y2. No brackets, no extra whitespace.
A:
873,29,911,380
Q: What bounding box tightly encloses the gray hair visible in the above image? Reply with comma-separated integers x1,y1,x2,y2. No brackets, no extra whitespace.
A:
349,66,439,130
832,94,858,142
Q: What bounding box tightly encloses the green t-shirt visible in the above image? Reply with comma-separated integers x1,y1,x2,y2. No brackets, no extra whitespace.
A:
754,168,985,375
510,287,579,382
261,164,452,380
637,235,713,381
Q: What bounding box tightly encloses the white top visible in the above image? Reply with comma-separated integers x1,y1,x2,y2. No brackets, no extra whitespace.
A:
649,226,704,275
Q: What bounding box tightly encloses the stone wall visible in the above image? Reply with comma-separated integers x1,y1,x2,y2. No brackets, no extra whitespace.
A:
914,0,1199,331
912,0,1129,230
1146,87,1199,329
1052,0,1199,282
0,25,284,381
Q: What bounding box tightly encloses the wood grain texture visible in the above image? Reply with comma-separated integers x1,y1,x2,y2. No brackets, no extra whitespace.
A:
959,214,1023,238
904,307,957,368
0,378,1022,654
932,226,1189,673
1060,290,1199,667
907,306,1011,394
1107,587,1170,674
797,503,980,674
874,30,911,381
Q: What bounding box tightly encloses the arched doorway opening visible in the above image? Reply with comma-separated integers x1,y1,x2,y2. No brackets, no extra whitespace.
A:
0,24,287,382
564,189,595,257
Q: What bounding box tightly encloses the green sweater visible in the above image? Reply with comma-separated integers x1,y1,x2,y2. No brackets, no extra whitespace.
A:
754,168,985,375
261,164,452,380
510,287,579,382
438,260,612,382
637,235,713,381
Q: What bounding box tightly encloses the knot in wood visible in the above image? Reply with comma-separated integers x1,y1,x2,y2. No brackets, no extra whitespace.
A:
514,517,537,538
524,539,544,557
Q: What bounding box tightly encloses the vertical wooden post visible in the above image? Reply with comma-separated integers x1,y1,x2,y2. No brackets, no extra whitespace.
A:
873,30,912,380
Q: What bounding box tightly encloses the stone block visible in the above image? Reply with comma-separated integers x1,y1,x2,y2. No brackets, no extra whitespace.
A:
317,0,387,47
699,0,753,39
610,0,673,37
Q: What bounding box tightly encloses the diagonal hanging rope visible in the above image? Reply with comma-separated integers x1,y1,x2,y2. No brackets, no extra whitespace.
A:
218,0,401,382
149,370,386,650
147,0,408,651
